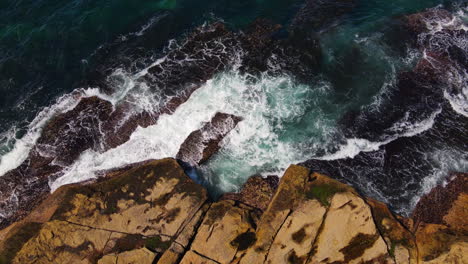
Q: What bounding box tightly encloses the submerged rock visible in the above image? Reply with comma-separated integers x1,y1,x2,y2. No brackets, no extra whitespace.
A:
0,159,466,263
291,0,356,32
176,112,242,166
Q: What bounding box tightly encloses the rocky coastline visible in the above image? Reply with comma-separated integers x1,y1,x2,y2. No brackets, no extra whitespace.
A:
0,158,466,263
0,3,467,264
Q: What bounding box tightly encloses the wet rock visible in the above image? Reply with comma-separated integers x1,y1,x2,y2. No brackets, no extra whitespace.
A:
0,85,208,227
341,7,465,141
303,101,468,215
0,17,326,228
142,22,238,96
221,175,279,211
404,9,453,38
0,96,113,228
101,102,156,150
340,64,444,142
412,173,468,233
238,19,283,74
239,18,322,82
327,8,467,216
36,96,113,165
176,112,242,166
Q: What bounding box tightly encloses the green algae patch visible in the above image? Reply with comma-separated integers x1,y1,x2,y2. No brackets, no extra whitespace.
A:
306,183,344,206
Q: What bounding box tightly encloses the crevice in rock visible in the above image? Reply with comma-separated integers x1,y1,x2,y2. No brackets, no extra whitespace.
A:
176,202,212,261
363,198,418,262
263,209,293,263
192,250,222,264
173,199,208,239
62,220,184,248
363,200,394,262
305,202,330,263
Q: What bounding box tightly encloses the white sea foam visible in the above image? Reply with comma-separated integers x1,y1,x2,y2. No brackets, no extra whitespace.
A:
50,72,321,191
445,88,468,117
320,108,442,160
410,149,468,210
0,90,84,176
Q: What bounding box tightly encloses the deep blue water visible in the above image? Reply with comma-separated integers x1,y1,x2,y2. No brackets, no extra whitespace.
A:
0,0,452,137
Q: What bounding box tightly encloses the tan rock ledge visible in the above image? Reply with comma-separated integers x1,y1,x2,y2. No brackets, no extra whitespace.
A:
0,159,466,264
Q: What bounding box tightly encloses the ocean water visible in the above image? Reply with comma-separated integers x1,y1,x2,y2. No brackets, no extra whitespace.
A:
0,0,467,216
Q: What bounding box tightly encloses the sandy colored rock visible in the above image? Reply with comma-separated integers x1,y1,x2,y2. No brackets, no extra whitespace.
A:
239,165,310,264
53,158,207,237
421,242,468,264
265,199,326,264
1,160,467,264
415,222,468,263
180,250,219,264
366,198,418,263
158,203,210,264
188,200,258,264
1,159,208,264
442,193,468,234
98,248,156,264
13,220,120,264
309,192,391,264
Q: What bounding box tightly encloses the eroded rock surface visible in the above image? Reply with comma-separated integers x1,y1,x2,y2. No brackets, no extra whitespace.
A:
0,159,466,264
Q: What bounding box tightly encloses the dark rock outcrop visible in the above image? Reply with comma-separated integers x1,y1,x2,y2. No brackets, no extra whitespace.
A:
176,112,242,166
221,175,279,211
412,173,468,232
